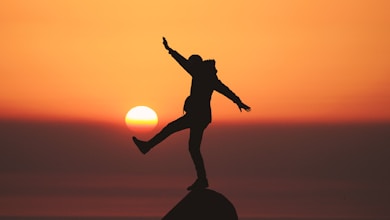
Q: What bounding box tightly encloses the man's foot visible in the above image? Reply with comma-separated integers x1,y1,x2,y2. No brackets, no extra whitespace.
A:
132,136,151,154
187,178,209,191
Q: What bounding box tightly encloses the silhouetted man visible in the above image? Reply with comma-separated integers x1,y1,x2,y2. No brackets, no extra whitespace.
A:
133,37,251,191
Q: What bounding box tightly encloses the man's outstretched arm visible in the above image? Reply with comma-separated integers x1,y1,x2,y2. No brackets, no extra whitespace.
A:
215,80,251,112
163,37,192,75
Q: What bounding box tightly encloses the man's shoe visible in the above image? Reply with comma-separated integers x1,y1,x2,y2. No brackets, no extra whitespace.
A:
132,136,151,154
187,178,209,191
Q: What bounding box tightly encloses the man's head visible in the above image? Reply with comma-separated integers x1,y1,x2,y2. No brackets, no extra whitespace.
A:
189,54,203,65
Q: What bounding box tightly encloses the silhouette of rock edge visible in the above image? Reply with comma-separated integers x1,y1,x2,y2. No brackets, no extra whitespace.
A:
162,189,238,220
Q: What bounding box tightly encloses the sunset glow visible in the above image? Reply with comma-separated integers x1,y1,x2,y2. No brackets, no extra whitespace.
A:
0,0,389,123
1,1,390,219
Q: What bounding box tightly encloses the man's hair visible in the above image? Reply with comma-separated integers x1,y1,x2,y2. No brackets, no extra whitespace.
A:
189,54,203,64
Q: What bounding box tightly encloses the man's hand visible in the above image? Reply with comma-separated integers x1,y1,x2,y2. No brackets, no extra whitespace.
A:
163,37,170,51
238,102,251,112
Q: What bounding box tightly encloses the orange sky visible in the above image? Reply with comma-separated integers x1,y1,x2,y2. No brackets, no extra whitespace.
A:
1,0,389,124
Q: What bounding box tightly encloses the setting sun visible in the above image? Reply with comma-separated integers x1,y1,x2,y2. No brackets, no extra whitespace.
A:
125,106,158,132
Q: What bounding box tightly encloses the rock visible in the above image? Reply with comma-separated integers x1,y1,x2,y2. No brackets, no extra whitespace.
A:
162,189,238,220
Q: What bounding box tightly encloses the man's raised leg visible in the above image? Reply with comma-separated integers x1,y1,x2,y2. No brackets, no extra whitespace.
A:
133,116,189,154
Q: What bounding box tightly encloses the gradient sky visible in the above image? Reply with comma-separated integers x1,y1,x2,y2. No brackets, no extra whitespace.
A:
1,1,390,219
1,0,390,124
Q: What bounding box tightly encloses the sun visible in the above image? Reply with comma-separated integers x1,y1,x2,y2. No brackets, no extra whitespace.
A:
125,106,158,132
